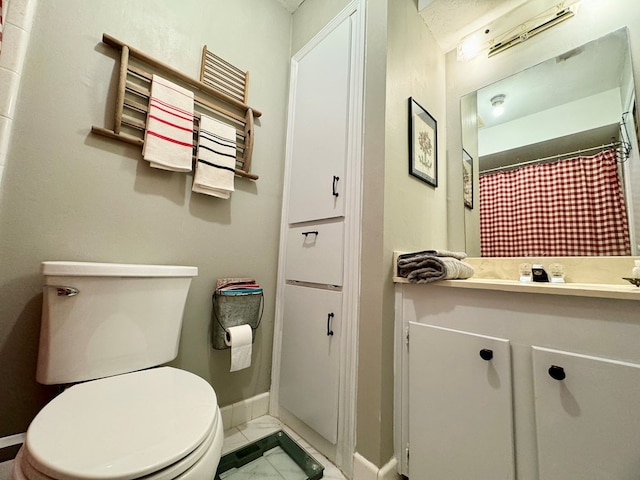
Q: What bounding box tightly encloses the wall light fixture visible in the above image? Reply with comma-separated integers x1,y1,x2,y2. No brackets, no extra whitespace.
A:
456,1,580,61
488,4,578,57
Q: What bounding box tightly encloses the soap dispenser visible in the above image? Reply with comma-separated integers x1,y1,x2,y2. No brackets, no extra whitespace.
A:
531,264,549,282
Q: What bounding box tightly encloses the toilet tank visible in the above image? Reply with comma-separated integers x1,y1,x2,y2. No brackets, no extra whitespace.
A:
37,261,198,385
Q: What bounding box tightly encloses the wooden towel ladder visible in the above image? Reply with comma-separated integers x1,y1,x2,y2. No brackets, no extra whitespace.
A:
91,33,261,180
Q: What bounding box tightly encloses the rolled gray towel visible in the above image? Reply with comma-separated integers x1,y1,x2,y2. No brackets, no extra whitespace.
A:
398,255,474,283
398,249,468,262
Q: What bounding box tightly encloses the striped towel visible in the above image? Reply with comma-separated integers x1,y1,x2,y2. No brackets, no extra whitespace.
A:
192,115,236,199
143,74,194,172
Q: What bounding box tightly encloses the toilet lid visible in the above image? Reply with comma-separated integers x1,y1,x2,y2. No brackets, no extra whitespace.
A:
25,367,219,480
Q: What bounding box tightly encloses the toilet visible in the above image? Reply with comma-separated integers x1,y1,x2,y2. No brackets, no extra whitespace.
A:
12,261,224,480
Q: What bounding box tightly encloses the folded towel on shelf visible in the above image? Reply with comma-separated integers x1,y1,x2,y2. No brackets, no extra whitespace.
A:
143,74,194,172
397,251,474,283
216,277,260,292
192,115,236,199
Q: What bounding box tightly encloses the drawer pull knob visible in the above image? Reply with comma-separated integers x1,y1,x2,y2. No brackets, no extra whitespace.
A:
479,349,493,361
332,176,340,197
327,312,334,336
302,230,319,237
548,365,566,381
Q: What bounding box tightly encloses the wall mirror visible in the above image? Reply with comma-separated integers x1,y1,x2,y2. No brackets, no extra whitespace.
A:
461,28,640,257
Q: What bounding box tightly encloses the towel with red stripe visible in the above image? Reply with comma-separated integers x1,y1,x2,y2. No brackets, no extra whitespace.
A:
143,74,194,172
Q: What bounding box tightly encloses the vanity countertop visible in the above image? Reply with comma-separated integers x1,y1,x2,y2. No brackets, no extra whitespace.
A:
392,253,640,301
392,276,640,301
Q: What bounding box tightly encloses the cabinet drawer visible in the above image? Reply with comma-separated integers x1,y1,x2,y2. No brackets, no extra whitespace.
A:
285,221,344,286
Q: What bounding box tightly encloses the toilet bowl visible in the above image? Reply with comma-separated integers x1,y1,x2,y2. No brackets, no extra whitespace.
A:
13,367,223,480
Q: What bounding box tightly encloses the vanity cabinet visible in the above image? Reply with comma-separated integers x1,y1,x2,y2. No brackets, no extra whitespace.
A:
532,346,640,480
395,283,640,480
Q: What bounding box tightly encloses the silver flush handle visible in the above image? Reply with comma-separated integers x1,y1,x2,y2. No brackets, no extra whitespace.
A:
46,285,80,297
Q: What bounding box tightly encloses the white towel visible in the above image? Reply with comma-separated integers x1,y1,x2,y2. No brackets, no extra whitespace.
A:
143,74,194,172
192,115,236,199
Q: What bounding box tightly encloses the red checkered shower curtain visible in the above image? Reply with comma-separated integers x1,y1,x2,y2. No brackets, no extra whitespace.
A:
479,149,631,256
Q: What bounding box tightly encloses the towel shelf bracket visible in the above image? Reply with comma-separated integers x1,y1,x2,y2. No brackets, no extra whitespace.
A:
90,33,261,181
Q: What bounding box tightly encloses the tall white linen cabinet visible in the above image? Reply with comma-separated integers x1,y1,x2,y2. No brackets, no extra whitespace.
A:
271,1,365,473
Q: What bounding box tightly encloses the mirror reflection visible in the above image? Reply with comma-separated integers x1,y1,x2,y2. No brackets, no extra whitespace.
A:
462,28,640,257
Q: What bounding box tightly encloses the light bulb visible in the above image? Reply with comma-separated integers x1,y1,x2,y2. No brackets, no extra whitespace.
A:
457,35,482,61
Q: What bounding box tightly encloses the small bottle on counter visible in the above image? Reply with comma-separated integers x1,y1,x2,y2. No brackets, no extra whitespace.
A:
519,263,532,282
633,260,640,279
549,263,565,283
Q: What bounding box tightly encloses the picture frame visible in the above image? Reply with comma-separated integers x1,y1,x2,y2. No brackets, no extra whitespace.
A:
408,97,437,187
462,148,473,209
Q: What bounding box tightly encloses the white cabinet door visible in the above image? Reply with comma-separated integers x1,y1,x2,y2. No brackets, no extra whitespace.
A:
533,346,640,480
409,322,515,480
285,221,344,286
286,17,350,224
279,284,342,444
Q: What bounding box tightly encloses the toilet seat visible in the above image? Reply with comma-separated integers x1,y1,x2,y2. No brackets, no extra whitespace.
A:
15,367,221,480
17,420,218,480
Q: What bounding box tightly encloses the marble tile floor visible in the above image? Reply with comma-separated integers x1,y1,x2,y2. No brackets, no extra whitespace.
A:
0,415,346,480
220,445,308,480
222,415,346,480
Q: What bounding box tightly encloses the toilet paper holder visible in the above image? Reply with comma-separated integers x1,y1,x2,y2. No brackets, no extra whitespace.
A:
211,290,264,350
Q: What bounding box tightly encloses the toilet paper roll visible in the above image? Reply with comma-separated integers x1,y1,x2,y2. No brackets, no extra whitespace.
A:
224,325,253,372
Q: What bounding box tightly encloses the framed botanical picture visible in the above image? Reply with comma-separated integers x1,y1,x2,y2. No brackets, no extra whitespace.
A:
462,148,473,209
408,97,437,187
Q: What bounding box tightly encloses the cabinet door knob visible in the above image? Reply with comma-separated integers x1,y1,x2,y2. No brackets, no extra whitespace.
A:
327,312,334,336
302,230,319,237
479,348,493,361
548,365,566,381
332,176,340,197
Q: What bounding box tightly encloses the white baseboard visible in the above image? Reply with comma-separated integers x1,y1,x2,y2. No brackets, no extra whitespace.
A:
353,453,399,480
219,392,270,431
378,457,399,480
353,453,378,480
